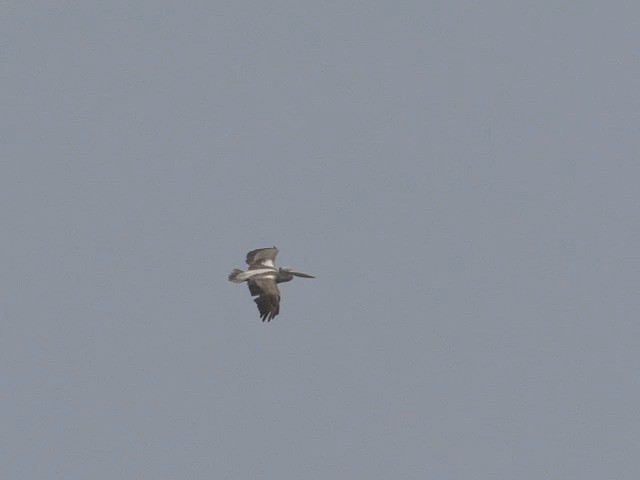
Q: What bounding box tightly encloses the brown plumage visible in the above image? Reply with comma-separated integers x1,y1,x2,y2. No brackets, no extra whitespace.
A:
229,247,314,322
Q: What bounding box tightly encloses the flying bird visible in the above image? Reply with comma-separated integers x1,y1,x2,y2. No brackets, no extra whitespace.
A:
228,247,315,322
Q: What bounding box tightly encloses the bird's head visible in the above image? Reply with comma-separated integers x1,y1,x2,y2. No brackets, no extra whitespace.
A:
279,267,315,279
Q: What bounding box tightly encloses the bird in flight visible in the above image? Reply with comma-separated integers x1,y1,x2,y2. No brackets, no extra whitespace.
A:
228,247,315,322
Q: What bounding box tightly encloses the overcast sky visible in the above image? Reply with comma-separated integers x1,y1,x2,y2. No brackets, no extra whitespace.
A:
3,2,639,479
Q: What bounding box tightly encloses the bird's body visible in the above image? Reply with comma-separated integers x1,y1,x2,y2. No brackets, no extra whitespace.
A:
228,247,314,322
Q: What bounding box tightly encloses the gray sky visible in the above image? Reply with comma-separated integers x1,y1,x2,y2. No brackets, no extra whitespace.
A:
3,1,639,479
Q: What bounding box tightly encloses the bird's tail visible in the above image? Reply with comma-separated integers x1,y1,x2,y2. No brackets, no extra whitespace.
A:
228,269,245,283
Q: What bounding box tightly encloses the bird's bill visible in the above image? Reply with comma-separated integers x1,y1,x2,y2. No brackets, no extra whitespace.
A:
291,271,315,278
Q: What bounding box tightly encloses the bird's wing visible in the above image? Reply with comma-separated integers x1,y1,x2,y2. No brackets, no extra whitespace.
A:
247,274,281,322
246,247,279,269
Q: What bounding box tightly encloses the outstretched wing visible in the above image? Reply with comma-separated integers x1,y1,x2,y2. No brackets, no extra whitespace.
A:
247,273,282,322
246,247,279,270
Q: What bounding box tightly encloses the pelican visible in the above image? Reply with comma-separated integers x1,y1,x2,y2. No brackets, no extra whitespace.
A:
228,247,315,322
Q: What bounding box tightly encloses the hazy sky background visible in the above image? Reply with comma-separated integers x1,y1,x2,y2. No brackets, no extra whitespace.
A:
3,2,639,479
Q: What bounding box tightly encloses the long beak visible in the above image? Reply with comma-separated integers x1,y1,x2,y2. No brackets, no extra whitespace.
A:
291,270,315,278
